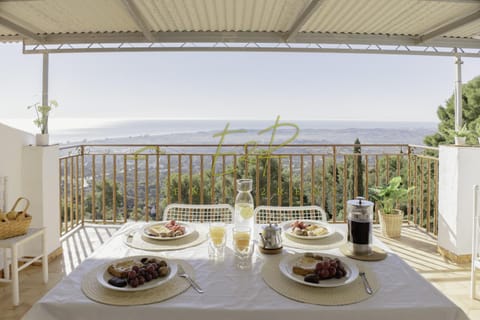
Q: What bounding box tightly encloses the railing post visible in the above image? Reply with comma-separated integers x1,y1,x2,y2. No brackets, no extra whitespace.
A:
332,146,337,222
407,145,412,223
81,145,85,226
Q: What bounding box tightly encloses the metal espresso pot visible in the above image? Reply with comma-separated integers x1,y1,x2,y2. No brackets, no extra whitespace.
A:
259,223,282,250
347,197,374,255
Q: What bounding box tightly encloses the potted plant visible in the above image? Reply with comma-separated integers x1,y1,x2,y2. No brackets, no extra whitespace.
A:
27,100,58,146
454,124,469,145
369,176,414,238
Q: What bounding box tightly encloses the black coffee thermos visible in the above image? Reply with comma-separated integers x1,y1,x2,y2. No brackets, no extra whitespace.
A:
347,197,373,255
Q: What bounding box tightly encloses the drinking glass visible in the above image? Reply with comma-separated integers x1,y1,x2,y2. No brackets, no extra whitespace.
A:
208,222,227,261
233,226,254,269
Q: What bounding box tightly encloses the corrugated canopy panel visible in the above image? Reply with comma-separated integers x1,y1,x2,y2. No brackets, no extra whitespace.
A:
136,0,308,32
1,0,480,53
304,0,480,36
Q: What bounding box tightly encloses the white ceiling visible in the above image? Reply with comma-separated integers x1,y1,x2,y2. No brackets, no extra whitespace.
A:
1,0,480,55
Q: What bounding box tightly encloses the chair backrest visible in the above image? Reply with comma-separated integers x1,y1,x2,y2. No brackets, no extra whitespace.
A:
254,205,328,224
163,204,234,223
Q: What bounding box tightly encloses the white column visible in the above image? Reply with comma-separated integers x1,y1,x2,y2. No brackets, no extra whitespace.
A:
21,145,60,257
438,146,480,258
454,54,463,131
42,53,49,133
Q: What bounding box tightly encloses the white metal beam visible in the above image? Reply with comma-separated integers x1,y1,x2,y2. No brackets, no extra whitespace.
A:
0,16,43,42
20,31,480,50
121,0,156,43
22,42,480,58
284,0,324,42
42,53,49,133
418,10,480,44
455,55,463,131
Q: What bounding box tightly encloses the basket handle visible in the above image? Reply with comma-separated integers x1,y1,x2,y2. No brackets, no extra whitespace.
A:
10,197,30,213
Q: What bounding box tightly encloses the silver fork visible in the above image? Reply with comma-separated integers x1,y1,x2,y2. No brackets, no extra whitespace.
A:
359,272,373,295
177,265,204,293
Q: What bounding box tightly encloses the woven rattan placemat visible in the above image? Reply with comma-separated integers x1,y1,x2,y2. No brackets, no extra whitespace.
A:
124,230,207,251
81,260,193,306
339,244,388,261
261,257,379,306
282,231,347,250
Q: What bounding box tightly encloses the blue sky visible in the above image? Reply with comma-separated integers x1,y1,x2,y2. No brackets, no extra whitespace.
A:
2,42,480,128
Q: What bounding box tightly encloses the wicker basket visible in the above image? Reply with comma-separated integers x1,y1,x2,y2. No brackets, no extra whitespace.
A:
0,197,32,240
379,209,403,238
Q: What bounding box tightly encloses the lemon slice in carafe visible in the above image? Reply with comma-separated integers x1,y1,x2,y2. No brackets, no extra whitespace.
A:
239,206,253,219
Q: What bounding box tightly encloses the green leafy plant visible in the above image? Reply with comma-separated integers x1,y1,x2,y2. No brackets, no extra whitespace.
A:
369,176,414,214
27,100,58,134
475,123,480,137
454,124,469,138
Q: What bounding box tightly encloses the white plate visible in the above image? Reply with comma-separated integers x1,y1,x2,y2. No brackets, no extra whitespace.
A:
142,221,194,241
97,255,178,292
279,253,359,288
281,220,335,240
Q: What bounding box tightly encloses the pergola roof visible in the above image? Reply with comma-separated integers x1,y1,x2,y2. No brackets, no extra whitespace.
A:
1,0,480,56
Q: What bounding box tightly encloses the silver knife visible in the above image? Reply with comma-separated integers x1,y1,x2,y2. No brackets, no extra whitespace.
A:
360,272,373,295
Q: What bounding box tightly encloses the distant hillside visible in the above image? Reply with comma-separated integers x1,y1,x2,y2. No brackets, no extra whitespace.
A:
77,127,435,146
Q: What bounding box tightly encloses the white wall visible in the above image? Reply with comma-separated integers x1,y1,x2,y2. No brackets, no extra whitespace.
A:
22,145,60,256
0,122,61,261
438,145,480,256
0,122,35,266
0,122,35,206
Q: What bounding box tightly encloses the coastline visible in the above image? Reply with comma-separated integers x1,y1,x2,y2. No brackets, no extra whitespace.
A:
56,126,436,146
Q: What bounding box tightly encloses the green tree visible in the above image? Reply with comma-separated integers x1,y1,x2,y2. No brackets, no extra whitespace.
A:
85,179,123,220
353,138,364,197
425,76,480,146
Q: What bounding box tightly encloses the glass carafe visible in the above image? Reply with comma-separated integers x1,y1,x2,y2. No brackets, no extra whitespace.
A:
234,179,254,237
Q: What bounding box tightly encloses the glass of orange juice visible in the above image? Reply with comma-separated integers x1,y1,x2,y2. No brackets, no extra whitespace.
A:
233,226,254,269
208,222,226,261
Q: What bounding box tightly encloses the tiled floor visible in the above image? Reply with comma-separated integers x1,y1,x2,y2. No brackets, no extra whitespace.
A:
0,223,479,320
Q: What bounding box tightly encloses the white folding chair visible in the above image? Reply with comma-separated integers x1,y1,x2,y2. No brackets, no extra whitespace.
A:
163,204,234,223
472,185,480,299
254,205,328,224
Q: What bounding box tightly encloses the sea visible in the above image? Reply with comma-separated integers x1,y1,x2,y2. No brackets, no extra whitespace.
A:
2,118,438,145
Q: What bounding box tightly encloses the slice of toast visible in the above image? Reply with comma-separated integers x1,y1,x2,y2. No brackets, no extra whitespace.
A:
292,256,318,276
107,259,143,278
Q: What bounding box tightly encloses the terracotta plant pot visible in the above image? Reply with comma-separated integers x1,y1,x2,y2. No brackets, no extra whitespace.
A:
379,209,403,238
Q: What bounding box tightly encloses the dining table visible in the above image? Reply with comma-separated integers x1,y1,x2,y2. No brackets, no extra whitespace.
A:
22,222,468,320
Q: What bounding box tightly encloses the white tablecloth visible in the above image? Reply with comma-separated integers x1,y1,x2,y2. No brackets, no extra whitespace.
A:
23,223,468,320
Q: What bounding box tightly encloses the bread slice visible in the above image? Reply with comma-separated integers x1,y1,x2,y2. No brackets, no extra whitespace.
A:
107,259,143,278
292,256,318,276
147,224,171,237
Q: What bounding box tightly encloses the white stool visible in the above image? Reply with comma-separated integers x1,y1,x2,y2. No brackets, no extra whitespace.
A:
0,228,48,306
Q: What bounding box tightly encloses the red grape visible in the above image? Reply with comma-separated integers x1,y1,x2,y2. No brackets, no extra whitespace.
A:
319,269,329,279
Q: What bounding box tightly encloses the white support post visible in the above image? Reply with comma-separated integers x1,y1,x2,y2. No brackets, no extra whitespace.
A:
42,53,49,133
438,146,480,261
454,54,463,131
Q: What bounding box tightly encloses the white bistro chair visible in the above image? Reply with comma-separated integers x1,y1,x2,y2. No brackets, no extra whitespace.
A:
254,205,328,224
472,185,480,299
163,203,234,223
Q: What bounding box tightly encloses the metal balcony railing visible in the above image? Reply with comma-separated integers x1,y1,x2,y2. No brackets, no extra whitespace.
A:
58,144,439,237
